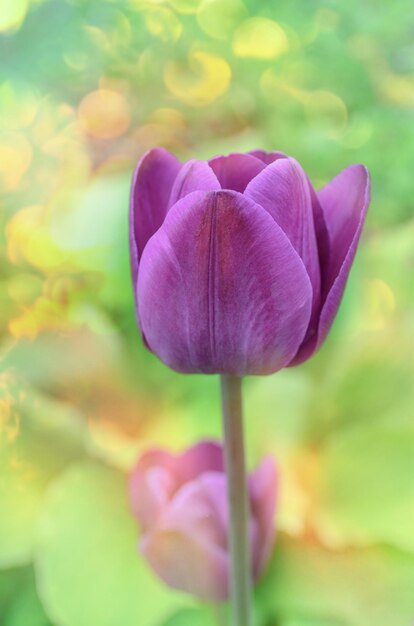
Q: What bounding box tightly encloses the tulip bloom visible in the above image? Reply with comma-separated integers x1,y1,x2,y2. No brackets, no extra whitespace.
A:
130,149,370,375
129,441,277,602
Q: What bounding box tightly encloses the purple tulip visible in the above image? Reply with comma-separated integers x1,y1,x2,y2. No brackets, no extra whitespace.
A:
128,441,277,601
130,149,370,374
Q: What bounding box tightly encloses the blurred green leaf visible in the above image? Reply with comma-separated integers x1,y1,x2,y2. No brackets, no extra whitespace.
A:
257,535,414,626
0,377,86,568
314,421,414,552
35,461,187,626
3,567,52,626
162,606,218,626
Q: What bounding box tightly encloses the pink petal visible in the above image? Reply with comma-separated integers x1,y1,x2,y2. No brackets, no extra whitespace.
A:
168,160,220,208
140,528,229,602
129,148,181,286
176,440,224,484
208,153,265,192
141,472,230,601
137,190,313,375
129,449,177,531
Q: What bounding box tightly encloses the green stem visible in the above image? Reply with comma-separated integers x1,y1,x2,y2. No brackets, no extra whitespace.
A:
220,375,252,626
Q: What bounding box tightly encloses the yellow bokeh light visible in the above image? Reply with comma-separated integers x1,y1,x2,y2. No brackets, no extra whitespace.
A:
78,89,131,139
8,297,65,340
233,17,289,60
361,279,396,332
144,6,182,42
0,0,28,32
260,69,347,136
304,90,348,135
197,0,247,40
380,73,414,108
168,0,201,15
164,50,231,106
6,205,67,270
7,273,43,306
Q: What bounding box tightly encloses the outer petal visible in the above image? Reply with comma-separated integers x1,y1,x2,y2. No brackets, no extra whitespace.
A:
168,159,220,207
128,449,177,531
137,190,313,375
248,149,287,165
290,165,370,364
249,457,277,577
315,165,370,350
141,473,229,601
176,440,224,484
245,157,321,311
208,153,265,192
129,148,181,286
141,528,229,602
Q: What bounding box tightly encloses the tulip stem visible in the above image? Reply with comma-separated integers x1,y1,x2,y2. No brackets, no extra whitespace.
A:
220,375,252,626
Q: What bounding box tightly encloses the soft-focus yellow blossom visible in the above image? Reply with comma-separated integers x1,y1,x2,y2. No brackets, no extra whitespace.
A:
233,17,289,60
0,133,32,191
164,50,231,106
78,90,131,139
197,0,246,40
0,0,28,32
144,7,182,42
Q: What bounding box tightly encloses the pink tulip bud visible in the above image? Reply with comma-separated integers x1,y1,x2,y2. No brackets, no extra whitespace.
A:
129,441,277,602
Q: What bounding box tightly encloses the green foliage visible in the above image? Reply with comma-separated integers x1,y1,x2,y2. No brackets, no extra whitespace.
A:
35,461,186,626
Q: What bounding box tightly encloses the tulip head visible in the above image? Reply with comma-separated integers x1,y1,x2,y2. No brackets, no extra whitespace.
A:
129,441,277,601
130,149,370,374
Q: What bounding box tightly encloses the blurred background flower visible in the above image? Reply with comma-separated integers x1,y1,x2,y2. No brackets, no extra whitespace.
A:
129,440,277,601
1,1,414,625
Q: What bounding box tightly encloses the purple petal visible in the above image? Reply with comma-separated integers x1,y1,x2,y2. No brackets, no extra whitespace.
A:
249,456,278,577
137,190,313,375
208,153,265,192
168,160,220,208
289,183,331,365
245,157,321,319
248,149,287,165
291,165,370,364
129,148,181,286
315,164,370,350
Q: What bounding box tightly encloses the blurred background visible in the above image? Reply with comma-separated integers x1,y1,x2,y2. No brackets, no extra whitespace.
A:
1,0,414,624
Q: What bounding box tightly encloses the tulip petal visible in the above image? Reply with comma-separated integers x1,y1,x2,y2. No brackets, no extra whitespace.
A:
248,149,287,165
141,527,229,601
141,472,230,601
318,164,370,291
249,457,277,577
129,449,177,531
176,440,224,484
245,157,321,300
129,148,181,286
168,159,220,207
208,153,265,192
289,165,370,364
166,473,228,548
137,190,313,375
316,164,370,349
